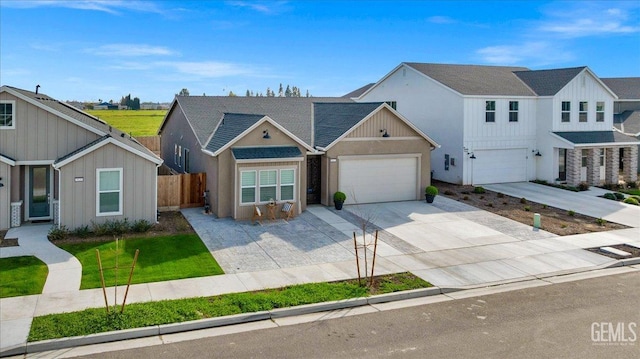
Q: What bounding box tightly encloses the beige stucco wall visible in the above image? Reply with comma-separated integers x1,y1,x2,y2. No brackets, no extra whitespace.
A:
58,143,157,229
212,121,308,219
322,107,433,205
0,92,100,161
0,161,10,229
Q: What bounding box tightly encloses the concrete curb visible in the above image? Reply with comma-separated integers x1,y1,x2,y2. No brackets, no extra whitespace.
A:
6,287,443,357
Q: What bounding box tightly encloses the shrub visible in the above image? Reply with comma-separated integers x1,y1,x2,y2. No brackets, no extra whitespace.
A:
601,183,621,191
91,219,131,236
596,218,606,227
623,197,639,206
479,195,485,200
463,196,469,200
568,210,576,216
520,197,527,204
578,182,590,191
444,190,456,196
131,219,153,233
473,186,485,194
71,225,92,238
542,204,548,209
48,226,69,241
425,186,438,196
497,192,504,198
486,203,493,208
603,193,617,200
333,191,346,202
614,192,625,200
524,206,531,212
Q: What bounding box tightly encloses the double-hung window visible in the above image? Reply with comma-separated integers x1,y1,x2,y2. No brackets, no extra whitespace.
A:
596,102,604,122
509,101,518,122
280,169,295,201
561,101,571,122
241,171,257,204
97,168,123,215
485,101,495,122
0,101,15,128
579,102,588,122
259,170,277,202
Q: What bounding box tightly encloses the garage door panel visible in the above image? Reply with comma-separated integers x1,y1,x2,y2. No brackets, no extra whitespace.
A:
472,149,527,185
340,157,418,204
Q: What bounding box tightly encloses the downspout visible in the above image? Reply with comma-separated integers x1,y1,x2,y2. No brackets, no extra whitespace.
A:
54,166,62,229
155,162,161,223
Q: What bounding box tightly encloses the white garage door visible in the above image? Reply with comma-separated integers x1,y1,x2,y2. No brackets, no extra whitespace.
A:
339,157,418,204
472,149,527,185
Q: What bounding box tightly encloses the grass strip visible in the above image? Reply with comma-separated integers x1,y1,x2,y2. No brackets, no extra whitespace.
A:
29,272,431,341
86,110,166,136
59,234,224,289
0,256,48,298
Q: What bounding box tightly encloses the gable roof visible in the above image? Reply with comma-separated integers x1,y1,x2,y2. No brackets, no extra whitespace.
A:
163,96,353,147
513,67,586,96
205,113,266,153
314,102,385,148
0,86,161,164
601,78,640,100
0,153,16,166
342,83,375,98
614,110,640,136
404,63,534,96
53,135,162,168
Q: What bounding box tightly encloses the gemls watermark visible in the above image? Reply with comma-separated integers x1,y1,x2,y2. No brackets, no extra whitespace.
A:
591,322,637,346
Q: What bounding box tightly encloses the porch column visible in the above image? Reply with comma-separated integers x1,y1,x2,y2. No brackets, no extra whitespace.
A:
623,145,638,183
586,148,600,186
566,149,581,186
605,147,619,184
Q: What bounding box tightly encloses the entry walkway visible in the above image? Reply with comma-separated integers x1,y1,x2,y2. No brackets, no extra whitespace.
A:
484,182,640,228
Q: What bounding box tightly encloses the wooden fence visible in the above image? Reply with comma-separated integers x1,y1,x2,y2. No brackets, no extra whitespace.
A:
157,173,206,211
135,136,161,156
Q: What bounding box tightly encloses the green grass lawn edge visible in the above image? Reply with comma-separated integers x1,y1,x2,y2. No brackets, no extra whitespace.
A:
29,272,431,341
0,256,48,298
58,234,224,289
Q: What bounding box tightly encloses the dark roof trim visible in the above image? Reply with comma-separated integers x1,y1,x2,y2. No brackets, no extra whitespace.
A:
231,146,303,160
552,131,640,146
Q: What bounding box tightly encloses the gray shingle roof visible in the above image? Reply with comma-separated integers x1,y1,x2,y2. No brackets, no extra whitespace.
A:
205,113,266,153
601,78,640,100
554,131,640,144
404,63,534,96
514,67,586,96
4,86,159,162
614,110,640,135
232,146,302,160
54,135,110,164
342,83,375,98
0,152,16,162
314,102,384,148
174,96,353,146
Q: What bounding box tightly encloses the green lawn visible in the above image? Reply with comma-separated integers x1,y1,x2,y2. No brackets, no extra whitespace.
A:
29,273,431,341
86,110,166,136
623,188,640,196
0,256,48,298
59,234,223,290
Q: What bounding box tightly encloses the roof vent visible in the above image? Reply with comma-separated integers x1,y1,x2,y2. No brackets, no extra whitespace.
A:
35,84,40,94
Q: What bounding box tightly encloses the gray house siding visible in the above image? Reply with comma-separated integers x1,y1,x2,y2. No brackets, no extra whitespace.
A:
0,161,10,229
59,143,157,229
159,106,206,174
0,92,101,161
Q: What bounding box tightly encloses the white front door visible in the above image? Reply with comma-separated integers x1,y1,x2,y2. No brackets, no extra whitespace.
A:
580,149,588,182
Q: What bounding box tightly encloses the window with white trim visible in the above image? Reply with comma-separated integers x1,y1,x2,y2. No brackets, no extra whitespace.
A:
579,101,588,122
259,170,277,202
485,101,495,122
596,102,604,122
0,101,15,128
97,168,122,215
509,101,518,122
241,171,256,204
280,169,295,201
561,101,571,122
599,149,605,166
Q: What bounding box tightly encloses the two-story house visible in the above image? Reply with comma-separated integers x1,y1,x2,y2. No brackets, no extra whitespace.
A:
603,77,640,174
356,63,639,186
0,86,162,230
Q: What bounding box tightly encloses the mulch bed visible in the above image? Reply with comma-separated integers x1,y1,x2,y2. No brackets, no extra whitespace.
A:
433,180,628,236
587,244,640,259
0,230,19,247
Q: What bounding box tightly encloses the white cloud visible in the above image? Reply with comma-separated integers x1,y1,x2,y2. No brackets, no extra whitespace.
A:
157,61,258,78
86,44,176,57
1,0,163,14
427,16,455,24
538,3,640,38
476,42,574,66
225,1,290,14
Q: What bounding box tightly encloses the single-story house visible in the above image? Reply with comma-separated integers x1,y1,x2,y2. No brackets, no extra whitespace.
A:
0,85,163,230
158,96,439,219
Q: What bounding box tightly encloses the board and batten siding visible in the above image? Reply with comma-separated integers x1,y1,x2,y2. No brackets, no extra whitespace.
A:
159,106,206,174
0,161,10,229
0,92,100,161
346,107,418,138
58,143,157,229
552,72,615,132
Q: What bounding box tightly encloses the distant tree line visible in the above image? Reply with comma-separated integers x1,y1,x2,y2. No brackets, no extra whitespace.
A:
241,84,310,97
120,94,141,110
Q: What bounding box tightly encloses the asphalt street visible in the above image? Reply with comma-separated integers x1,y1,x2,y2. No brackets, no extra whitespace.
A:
71,270,640,359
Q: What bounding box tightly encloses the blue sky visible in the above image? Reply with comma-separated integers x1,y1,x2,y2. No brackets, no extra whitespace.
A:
1,0,639,102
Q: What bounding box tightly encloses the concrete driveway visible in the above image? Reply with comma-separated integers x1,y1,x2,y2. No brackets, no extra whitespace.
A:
484,182,640,228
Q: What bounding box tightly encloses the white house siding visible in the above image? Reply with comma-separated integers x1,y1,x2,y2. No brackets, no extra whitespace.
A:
0,92,101,161
534,98,559,182
58,143,157,229
358,65,464,184
462,97,537,185
0,161,10,229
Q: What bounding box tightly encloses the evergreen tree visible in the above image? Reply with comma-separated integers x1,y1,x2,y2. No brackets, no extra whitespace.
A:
278,83,284,97
285,85,292,97
177,88,190,96
228,91,237,97
246,90,251,97
132,97,140,110
306,90,310,97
